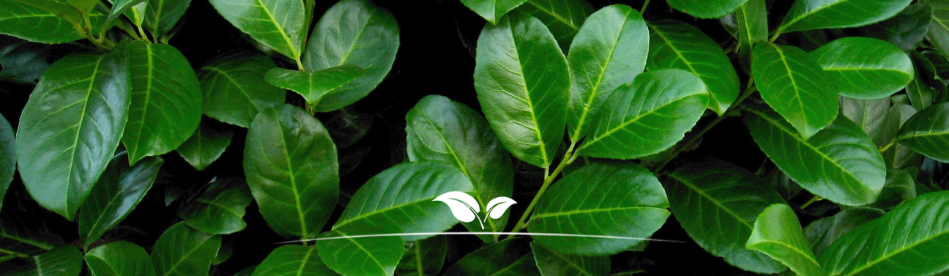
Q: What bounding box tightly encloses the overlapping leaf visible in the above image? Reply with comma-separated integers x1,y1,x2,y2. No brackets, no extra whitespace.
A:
461,0,527,24
199,54,285,128
930,0,949,58
809,37,913,99
752,43,837,138
840,97,900,148
515,0,594,50
746,204,825,276
895,102,949,162
530,241,610,276
0,114,13,212
176,123,232,171
150,223,221,276
178,178,252,235
666,0,749,19
317,224,403,276
209,0,305,61
777,0,913,33
264,65,365,109
0,216,63,258
144,0,190,36
858,3,933,51
396,236,447,276
253,245,337,276
78,153,162,249
4,246,82,276
443,238,540,276
736,0,767,68
0,0,92,44
804,207,884,256
85,241,157,276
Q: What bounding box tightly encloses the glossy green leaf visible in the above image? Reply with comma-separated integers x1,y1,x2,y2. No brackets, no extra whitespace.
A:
927,0,949,58
243,104,339,238
895,102,949,163
5,246,82,276
16,52,130,220
576,69,708,159
664,160,787,274
0,114,13,212
460,0,527,24
302,0,399,112
252,245,337,276
144,0,190,36
85,241,157,276
199,54,286,128
333,162,474,241
515,0,594,51
869,169,916,210
530,241,609,276
752,43,837,138
666,0,749,19
567,5,648,140
473,12,568,168
746,204,826,276
744,104,886,206
405,95,513,242
529,162,669,255
178,178,252,235
820,191,949,275
150,223,221,276
176,123,233,171
647,20,740,116
840,97,900,148
396,235,447,276
78,153,162,249
777,0,913,33
106,0,145,26
0,0,86,44
858,3,933,51
0,35,76,85
123,42,202,164
443,238,540,276
804,207,884,257
264,65,365,108
736,0,767,69
0,216,63,258
317,224,404,276
809,37,913,99
209,0,304,61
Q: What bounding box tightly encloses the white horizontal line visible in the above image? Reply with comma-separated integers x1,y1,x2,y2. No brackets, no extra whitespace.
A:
276,232,685,244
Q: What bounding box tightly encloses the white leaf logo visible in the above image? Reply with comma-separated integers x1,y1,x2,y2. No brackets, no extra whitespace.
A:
434,191,516,229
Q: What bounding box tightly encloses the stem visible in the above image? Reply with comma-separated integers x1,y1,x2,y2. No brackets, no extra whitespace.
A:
641,0,651,13
879,140,897,153
295,57,306,71
800,195,822,209
768,26,784,43
506,141,579,239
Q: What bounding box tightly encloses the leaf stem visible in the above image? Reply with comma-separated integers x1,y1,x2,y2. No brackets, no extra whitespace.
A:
506,140,579,239
800,195,822,209
879,140,897,153
641,0,651,14
768,26,785,43
295,57,306,72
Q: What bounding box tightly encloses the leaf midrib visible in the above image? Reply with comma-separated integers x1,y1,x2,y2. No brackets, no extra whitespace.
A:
336,230,388,275
771,44,810,134
572,8,631,139
666,173,755,229
202,66,262,110
163,237,212,276
272,112,309,239
507,21,550,166
577,91,703,152
253,0,300,59
781,0,850,31
842,224,949,275
531,206,661,220
295,246,316,276
542,246,596,275
526,1,579,30
649,23,719,105
63,54,108,216
750,240,822,273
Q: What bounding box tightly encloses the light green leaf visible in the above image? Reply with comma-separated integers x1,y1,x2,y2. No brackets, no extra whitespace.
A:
405,95,513,242
0,114,13,212
302,0,399,112
123,42,202,165
150,223,221,276
930,0,949,58
752,43,838,138
106,0,145,26
264,65,365,108
253,245,337,276
895,102,949,163
576,69,709,159
16,52,130,220
744,104,886,206
178,178,252,235
647,20,740,116
0,0,90,44
736,0,767,68
209,0,305,61
444,238,540,276
666,0,749,19
746,204,826,276
460,0,527,24
809,37,913,99
515,0,594,51
567,4,648,141
243,104,338,238
529,162,669,255
804,207,884,257
5,246,82,276
664,160,787,274
473,12,569,168
839,97,900,148
85,241,157,276
777,0,913,33
176,122,233,171
199,53,286,128
396,236,447,276
317,224,404,276
0,216,63,258
78,153,162,249
530,241,609,276
144,0,190,36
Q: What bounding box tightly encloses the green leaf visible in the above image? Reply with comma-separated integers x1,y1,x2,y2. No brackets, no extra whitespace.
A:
317,224,404,276
212,240,231,265
177,178,252,235
764,168,804,201
576,69,709,159
839,97,900,148
744,104,886,206
890,104,923,168
777,0,913,33
473,12,568,168
752,43,837,139
123,42,202,165
16,52,130,220
243,104,338,238
85,241,157,276
199,54,286,128
333,162,474,241
736,0,767,69
529,162,669,255
396,236,447,276
666,0,749,19
664,160,787,274
405,95,513,242
804,207,884,257
78,153,162,249
5,246,82,276
530,241,610,276
444,238,540,276
820,191,949,275
746,204,826,276
301,0,399,112
858,3,933,51
0,114,13,212
869,169,916,210
0,216,63,258
144,0,190,36
808,37,913,99
252,245,337,276
106,0,145,26
264,65,365,108
0,36,75,85
515,0,594,51
209,0,304,61
460,0,527,24
906,65,937,111
0,0,87,44
895,102,949,163
150,223,221,276
566,4,648,141
176,122,233,171
647,20,740,116
927,0,949,58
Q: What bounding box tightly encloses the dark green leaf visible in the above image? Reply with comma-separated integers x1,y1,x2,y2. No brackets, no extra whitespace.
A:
78,153,162,249
0,114,12,212
515,0,594,51
264,65,365,108
530,241,610,276
144,0,190,36
176,122,233,171
473,12,569,168
150,223,221,276
746,204,825,276
16,52,130,220
809,37,913,99
928,0,949,58
106,0,145,26
0,216,63,258
209,0,305,61
777,0,913,33
199,54,286,128
890,104,923,168
804,207,884,257
85,241,157,276
858,3,933,51
664,160,787,273
252,245,337,276
906,68,937,111
666,0,749,19
895,102,949,162
212,240,231,265
869,169,916,210
839,97,899,148
736,0,767,70
317,224,404,276
0,36,75,85
396,236,446,276
744,104,886,206
301,0,399,112
752,43,837,138
405,95,513,242
243,104,339,238
177,178,252,235
765,168,804,201
5,246,82,276
0,0,87,43
460,0,527,24
576,69,709,159
529,162,669,255
444,238,540,276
